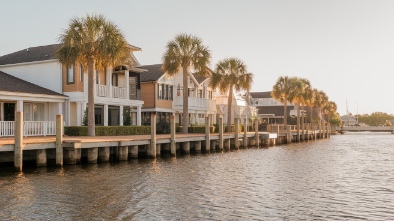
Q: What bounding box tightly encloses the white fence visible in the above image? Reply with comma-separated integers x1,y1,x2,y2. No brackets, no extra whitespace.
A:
0,121,56,137
112,86,127,99
174,96,216,111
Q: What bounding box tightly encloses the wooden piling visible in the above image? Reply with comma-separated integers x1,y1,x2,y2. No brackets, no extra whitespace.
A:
254,119,259,147
129,145,138,159
98,146,110,162
56,115,63,166
14,112,23,171
182,142,190,154
87,147,98,164
36,149,47,167
170,115,176,157
205,117,210,153
243,118,248,147
156,144,161,157
219,117,224,151
118,146,128,161
150,114,157,158
234,118,240,150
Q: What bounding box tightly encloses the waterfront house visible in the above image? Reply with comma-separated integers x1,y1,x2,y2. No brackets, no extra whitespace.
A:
0,71,68,136
138,64,216,132
248,91,295,124
214,90,257,126
0,43,145,129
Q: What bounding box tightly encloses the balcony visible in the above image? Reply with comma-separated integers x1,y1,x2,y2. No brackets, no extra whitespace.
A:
96,84,127,99
174,96,216,111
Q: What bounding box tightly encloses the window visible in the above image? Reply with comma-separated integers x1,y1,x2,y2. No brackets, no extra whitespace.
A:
67,64,74,84
95,107,103,125
158,84,173,100
177,84,182,96
164,85,168,100
169,85,173,100
188,88,194,97
80,63,84,82
158,84,163,99
198,89,202,98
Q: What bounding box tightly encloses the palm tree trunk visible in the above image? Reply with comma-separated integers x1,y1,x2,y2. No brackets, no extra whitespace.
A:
182,65,189,133
87,58,95,136
309,106,313,125
227,85,233,132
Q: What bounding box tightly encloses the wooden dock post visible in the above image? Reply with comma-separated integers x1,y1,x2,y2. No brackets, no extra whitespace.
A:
219,117,224,151
287,125,292,143
182,142,190,154
149,114,157,158
156,144,161,157
243,118,248,147
234,118,240,150
14,112,23,171
194,141,202,153
99,147,110,162
129,145,138,159
36,149,47,167
205,117,210,153
56,114,63,166
87,147,98,164
210,140,216,151
224,139,230,151
170,115,176,157
254,118,259,147
118,146,128,161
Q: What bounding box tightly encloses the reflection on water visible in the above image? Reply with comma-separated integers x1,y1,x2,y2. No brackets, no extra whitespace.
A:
1,132,393,220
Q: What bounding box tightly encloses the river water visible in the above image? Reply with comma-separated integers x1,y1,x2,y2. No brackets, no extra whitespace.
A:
0,132,393,220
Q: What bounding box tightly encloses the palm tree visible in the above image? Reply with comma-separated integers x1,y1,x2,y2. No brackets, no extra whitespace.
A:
162,34,211,133
57,14,129,136
272,76,292,126
314,90,329,133
287,77,311,142
210,58,253,132
324,101,337,123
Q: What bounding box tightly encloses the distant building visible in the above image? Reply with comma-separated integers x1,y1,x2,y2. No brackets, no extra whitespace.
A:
248,91,294,124
341,115,358,126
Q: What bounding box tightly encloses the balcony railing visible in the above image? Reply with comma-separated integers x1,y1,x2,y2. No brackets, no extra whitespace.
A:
0,121,56,137
112,86,127,99
174,96,216,111
96,84,110,97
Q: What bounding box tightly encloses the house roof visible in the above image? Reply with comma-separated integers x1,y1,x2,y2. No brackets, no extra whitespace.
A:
0,43,141,66
138,64,164,82
249,91,272,99
0,44,61,65
0,71,66,97
192,73,209,84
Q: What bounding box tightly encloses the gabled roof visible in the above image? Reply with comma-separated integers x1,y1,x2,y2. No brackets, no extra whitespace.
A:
0,71,66,97
249,91,272,99
138,64,164,82
192,73,209,84
0,43,141,66
0,44,61,65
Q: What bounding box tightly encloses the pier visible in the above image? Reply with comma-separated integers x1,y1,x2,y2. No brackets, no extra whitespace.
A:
0,114,331,171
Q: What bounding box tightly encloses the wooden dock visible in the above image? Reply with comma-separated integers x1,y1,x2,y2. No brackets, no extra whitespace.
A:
0,114,330,171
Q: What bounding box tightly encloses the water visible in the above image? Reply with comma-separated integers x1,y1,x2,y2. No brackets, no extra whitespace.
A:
1,132,393,220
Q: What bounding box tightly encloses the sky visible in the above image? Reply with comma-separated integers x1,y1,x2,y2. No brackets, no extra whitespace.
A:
1,0,394,116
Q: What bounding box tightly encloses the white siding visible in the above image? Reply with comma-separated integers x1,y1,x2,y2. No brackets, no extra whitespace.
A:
0,61,62,93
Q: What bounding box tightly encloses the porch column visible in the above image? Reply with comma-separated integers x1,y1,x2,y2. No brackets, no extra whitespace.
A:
104,104,108,126
16,100,23,112
76,102,82,126
65,99,70,126
119,106,124,126
125,70,130,100
137,106,141,126
107,69,112,98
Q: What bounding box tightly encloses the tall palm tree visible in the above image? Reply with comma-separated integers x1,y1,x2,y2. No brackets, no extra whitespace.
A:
324,101,337,123
272,76,292,126
57,14,129,136
288,77,311,142
314,90,329,130
162,34,211,133
210,58,253,132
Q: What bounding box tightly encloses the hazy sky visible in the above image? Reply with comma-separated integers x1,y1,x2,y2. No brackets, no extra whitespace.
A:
1,0,394,115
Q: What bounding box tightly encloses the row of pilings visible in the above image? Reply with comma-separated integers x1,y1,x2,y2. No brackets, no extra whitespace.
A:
5,113,331,171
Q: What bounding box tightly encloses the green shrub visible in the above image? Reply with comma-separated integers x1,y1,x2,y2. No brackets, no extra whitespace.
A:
176,126,215,133
64,126,151,136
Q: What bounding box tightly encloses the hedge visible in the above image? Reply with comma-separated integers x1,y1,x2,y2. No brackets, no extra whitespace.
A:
213,124,244,133
176,126,215,133
64,126,151,136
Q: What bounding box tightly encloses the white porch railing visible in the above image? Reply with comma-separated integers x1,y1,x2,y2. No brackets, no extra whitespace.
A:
174,96,216,111
96,84,110,97
113,86,127,99
0,121,14,136
0,121,56,137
